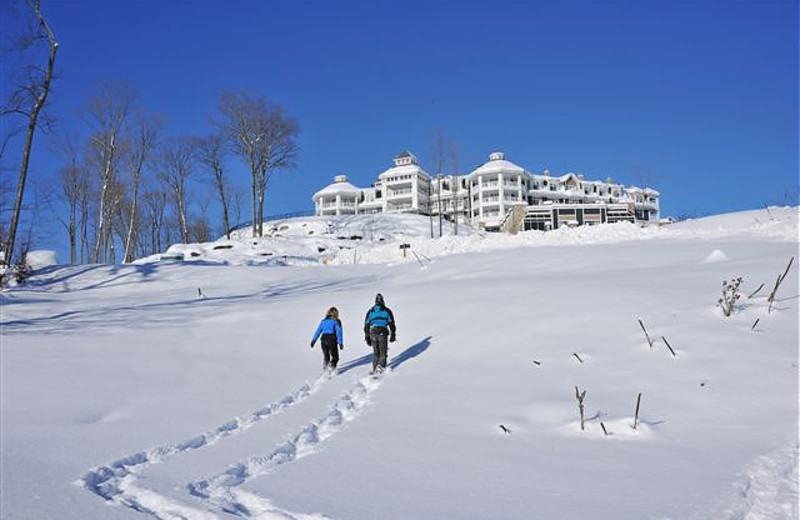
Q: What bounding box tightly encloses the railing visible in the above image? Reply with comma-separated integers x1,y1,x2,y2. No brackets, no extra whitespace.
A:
229,210,316,233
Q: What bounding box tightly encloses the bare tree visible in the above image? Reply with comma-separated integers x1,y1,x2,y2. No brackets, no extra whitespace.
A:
157,136,195,244
2,0,58,268
449,143,460,235
122,111,161,262
141,186,169,255
429,129,459,237
431,129,447,238
216,90,298,238
78,159,90,263
189,197,212,243
85,81,137,262
49,133,85,264
632,164,658,189
254,106,298,236
194,133,233,239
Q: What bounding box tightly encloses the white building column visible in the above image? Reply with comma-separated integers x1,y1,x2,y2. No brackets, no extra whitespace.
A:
478,176,484,220
335,194,341,216
498,173,505,220
412,177,418,212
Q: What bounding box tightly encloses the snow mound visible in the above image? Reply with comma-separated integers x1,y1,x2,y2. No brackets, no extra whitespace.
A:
703,249,730,263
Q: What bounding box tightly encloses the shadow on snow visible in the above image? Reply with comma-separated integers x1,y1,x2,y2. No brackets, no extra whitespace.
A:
338,336,432,375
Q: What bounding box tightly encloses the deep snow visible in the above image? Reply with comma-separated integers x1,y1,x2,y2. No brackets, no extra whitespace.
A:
1,207,798,520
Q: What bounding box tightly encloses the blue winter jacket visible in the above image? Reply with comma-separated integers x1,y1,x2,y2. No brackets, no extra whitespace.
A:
364,304,396,335
311,317,343,345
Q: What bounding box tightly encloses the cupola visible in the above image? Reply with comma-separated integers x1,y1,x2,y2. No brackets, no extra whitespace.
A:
393,150,419,167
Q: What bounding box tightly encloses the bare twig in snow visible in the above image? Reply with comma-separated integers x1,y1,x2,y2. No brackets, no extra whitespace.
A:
747,283,765,299
632,393,642,430
768,257,794,313
661,336,677,357
638,319,654,349
575,386,587,431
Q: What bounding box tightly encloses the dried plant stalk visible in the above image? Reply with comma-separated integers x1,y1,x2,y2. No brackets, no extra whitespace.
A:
638,319,653,349
632,393,642,430
575,386,587,431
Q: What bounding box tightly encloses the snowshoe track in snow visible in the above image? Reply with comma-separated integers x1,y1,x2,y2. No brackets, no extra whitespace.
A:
79,370,387,520
79,338,432,520
79,372,332,517
189,374,385,518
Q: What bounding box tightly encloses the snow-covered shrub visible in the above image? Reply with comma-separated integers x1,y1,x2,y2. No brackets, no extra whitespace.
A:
718,277,743,317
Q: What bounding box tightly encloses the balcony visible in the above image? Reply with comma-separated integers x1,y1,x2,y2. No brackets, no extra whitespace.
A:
384,178,413,187
388,189,414,198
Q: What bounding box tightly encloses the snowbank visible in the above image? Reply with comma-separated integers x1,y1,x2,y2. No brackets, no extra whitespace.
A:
137,206,798,268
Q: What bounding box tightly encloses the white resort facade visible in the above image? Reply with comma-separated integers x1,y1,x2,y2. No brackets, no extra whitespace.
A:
312,150,660,232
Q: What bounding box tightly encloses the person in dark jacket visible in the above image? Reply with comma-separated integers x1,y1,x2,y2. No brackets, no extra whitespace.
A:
364,293,396,374
311,307,344,371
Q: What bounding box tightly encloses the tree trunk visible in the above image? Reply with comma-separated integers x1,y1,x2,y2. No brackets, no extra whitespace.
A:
438,175,443,237
123,171,140,263
68,209,76,264
4,1,58,267
94,136,115,262
250,164,257,238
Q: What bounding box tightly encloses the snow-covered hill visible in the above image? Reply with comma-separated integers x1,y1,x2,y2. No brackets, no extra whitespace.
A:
139,208,797,268
1,207,798,520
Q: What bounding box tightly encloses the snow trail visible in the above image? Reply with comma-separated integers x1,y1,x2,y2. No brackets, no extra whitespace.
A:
79,372,332,512
188,373,385,518
726,445,799,520
681,445,800,520
79,337,431,520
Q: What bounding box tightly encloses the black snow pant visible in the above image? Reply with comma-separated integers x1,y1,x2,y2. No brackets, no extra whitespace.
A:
321,333,339,369
369,327,389,372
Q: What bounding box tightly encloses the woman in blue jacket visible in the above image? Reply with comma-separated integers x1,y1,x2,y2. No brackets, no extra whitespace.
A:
310,307,344,371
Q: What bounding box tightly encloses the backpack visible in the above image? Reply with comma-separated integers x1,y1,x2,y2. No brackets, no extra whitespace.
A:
367,305,391,329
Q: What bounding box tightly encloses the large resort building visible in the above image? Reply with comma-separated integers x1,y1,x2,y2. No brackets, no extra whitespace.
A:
312,150,660,232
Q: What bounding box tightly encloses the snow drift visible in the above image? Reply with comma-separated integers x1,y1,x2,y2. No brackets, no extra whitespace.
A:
1,206,797,520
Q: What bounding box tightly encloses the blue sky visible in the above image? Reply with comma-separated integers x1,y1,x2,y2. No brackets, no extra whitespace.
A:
3,0,798,257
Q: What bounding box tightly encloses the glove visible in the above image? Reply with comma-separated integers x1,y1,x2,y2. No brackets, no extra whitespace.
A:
310,341,315,349
390,334,396,343
339,344,344,351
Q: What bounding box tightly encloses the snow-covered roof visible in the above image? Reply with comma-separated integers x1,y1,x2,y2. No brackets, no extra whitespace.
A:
557,173,581,183
468,152,527,177
378,163,431,180
313,175,362,200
